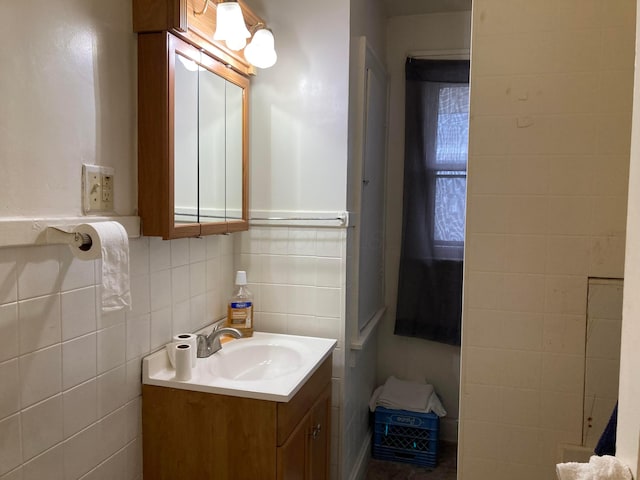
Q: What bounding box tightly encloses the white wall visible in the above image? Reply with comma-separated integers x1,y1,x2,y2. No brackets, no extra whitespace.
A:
460,1,635,478
380,11,472,443
0,0,157,477
246,0,350,213
0,0,136,217
618,2,640,475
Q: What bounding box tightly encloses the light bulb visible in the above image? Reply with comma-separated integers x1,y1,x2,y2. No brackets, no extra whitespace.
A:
244,28,277,69
213,1,250,44
226,36,247,51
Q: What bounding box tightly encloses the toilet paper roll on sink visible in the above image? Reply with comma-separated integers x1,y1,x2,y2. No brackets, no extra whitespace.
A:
173,343,193,382
174,333,197,367
166,333,197,368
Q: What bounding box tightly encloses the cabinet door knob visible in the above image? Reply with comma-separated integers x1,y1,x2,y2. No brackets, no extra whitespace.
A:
311,423,322,439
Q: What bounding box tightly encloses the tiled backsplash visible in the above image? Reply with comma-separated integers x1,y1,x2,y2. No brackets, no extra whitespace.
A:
0,227,349,480
0,235,235,479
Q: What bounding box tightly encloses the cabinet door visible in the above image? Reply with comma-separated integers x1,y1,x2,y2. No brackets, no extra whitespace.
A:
173,44,200,226
197,63,227,225
276,385,331,480
308,387,331,480
277,410,308,480
137,31,249,239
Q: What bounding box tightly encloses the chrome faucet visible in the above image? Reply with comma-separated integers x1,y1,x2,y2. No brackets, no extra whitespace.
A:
196,324,243,358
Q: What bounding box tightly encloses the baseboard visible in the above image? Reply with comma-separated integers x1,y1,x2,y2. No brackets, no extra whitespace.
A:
348,431,372,480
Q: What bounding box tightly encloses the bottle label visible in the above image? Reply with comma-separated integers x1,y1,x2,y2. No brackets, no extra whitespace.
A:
231,301,252,309
228,303,253,328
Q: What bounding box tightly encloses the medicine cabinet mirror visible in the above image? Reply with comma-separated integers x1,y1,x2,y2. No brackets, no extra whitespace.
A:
137,32,249,239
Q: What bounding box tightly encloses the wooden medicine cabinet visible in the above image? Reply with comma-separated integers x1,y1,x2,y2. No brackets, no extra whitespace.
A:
134,0,259,238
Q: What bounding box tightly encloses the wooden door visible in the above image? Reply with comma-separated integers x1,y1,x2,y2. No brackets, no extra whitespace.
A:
308,387,331,480
277,410,308,480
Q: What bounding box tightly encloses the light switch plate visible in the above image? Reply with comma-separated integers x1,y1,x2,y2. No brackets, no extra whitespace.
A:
82,164,115,214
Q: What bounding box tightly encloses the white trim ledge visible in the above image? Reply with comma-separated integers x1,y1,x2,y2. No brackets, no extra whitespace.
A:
248,210,350,228
0,216,141,248
350,306,385,350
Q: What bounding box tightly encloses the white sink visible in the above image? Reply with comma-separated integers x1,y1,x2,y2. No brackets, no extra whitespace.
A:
210,340,306,381
142,331,336,402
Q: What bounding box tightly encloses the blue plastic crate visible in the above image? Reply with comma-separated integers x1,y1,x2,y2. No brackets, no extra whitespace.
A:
372,407,439,468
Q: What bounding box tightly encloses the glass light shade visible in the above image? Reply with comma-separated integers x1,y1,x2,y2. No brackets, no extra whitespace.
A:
244,28,277,69
213,1,250,46
225,36,247,51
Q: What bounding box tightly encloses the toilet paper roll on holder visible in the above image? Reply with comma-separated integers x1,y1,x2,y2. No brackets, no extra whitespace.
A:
45,227,93,251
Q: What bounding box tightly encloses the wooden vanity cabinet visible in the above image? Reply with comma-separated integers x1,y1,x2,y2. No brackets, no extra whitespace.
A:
142,356,332,480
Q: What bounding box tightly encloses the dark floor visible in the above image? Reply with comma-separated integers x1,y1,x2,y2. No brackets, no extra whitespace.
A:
365,442,457,479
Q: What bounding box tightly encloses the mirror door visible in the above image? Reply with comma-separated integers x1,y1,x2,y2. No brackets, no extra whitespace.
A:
225,81,244,221
170,34,249,235
198,65,227,225
173,51,199,226
198,51,249,234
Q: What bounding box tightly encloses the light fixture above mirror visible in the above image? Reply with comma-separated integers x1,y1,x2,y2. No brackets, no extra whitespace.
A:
213,0,251,50
244,25,277,69
195,0,278,68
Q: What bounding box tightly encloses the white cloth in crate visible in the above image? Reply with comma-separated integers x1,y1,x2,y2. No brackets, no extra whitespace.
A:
368,376,447,417
556,455,631,480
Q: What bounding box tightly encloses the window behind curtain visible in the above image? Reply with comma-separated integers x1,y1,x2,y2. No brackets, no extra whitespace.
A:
433,85,469,261
394,59,469,345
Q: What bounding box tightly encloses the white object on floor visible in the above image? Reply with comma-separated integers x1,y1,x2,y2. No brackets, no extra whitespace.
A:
556,455,632,480
368,376,447,417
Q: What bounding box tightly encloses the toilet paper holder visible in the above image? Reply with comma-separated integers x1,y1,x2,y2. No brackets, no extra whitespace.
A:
45,227,93,251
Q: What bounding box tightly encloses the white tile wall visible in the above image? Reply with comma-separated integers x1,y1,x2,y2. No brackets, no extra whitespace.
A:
0,235,235,479
460,1,635,478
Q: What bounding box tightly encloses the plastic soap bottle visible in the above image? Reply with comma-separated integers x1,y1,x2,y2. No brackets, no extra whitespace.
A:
226,271,254,337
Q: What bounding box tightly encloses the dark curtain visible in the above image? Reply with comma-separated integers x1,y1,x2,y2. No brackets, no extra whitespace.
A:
394,59,470,346
594,402,618,456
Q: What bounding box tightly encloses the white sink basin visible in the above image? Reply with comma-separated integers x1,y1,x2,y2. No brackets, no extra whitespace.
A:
210,340,306,381
142,331,336,402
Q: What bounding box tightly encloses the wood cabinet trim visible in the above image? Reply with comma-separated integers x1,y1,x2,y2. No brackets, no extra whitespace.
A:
133,0,187,33
137,32,172,238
